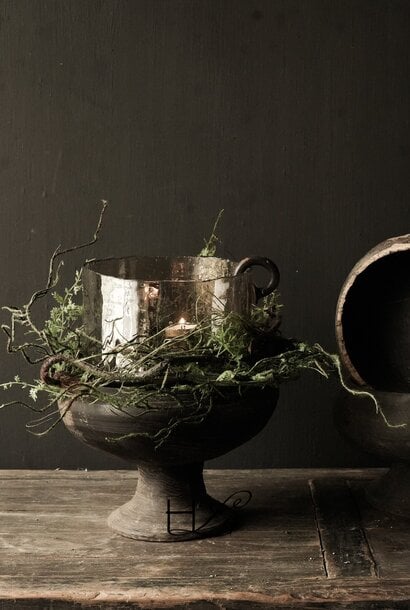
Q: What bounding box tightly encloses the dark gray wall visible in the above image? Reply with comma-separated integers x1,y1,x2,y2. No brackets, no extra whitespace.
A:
0,0,409,469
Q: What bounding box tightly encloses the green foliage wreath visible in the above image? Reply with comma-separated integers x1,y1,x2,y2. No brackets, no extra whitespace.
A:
0,203,383,445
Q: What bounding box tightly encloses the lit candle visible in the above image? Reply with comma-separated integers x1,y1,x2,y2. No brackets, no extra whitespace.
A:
164,317,197,338
144,285,159,299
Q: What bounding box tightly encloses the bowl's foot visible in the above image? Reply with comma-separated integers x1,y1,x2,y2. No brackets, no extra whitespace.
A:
366,463,410,518
108,462,235,541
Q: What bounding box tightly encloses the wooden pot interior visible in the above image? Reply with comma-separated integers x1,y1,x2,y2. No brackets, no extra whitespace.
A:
341,250,410,392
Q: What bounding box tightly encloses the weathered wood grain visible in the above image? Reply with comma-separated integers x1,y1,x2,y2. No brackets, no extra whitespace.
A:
310,479,376,578
0,467,384,481
350,483,410,579
0,469,408,609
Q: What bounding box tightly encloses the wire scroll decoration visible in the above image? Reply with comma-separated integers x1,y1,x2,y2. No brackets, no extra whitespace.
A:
166,490,252,537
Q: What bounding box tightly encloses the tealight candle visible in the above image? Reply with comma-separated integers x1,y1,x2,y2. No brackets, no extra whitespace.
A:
164,317,197,339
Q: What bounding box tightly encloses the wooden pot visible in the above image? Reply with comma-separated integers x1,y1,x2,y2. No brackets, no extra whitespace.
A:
335,390,410,517
335,234,410,516
58,386,278,541
335,233,410,391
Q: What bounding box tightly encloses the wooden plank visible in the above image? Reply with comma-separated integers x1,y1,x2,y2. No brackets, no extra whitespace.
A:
0,469,408,608
0,474,322,532
0,468,384,480
350,483,410,579
310,479,376,578
1,579,410,609
0,469,325,594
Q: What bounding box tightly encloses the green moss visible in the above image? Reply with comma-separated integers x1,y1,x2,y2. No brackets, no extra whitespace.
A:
0,263,340,443
0,203,394,445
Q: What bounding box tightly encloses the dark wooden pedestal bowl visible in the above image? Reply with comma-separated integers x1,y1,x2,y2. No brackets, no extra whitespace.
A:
58,386,278,541
335,390,410,517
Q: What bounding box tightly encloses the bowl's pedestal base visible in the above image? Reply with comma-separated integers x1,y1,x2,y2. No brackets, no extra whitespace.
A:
366,463,410,518
108,462,235,541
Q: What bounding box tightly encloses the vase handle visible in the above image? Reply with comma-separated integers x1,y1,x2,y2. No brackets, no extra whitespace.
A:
234,256,280,302
40,354,66,386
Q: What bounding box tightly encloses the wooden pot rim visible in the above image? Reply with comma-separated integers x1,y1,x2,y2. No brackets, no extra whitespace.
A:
335,233,410,387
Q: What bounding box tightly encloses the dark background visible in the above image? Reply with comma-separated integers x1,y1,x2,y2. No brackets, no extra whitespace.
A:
0,0,409,469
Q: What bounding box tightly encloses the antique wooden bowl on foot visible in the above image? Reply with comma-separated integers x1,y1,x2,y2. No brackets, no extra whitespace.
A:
58,386,278,541
43,253,281,540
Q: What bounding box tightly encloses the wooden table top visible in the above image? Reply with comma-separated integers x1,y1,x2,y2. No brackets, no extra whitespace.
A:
0,468,409,609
